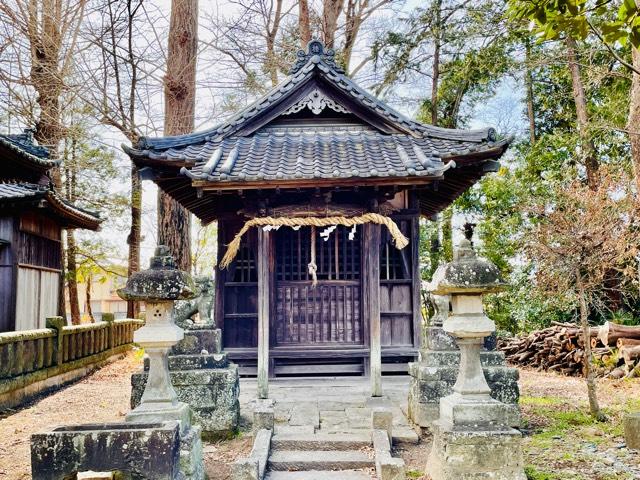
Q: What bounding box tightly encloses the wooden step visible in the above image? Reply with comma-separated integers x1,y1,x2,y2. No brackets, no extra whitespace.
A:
268,450,374,471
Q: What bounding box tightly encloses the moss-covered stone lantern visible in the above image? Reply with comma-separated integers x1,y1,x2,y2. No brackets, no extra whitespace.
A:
425,238,525,480
118,245,198,432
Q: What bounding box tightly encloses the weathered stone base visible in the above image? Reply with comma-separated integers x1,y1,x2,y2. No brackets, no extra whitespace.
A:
180,425,205,480
31,421,182,480
426,422,526,480
30,421,205,480
624,412,640,449
408,340,520,428
132,366,240,440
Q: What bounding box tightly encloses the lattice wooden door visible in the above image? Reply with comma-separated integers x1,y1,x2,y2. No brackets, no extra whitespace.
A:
274,226,363,346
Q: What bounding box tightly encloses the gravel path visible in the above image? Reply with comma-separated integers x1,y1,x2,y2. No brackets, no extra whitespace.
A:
0,352,137,479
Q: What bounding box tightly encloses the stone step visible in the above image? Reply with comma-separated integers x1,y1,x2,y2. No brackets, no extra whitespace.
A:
271,432,372,451
268,450,374,471
265,470,373,480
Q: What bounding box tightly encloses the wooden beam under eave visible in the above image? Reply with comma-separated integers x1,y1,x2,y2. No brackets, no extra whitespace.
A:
192,175,441,192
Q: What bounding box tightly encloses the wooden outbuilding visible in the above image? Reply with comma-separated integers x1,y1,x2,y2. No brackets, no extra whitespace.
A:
0,130,102,331
125,41,510,393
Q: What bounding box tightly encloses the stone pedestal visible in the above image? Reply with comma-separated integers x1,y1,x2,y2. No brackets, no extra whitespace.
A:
624,412,640,449
424,236,526,480
408,322,519,428
132,324,240,440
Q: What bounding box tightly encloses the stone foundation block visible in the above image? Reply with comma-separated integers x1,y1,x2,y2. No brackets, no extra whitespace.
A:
253,400,275,431
408,360,520,428
426,422,526,480
179,425,205,480
172,327,222,355
232,459,259,480
30,422,181,480
372,408,393,442
131,365,240,439
144,353,229,371
624,412,640,449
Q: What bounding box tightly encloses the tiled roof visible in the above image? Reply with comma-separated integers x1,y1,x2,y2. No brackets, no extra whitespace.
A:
179,125,466,183
0,182,48,199
0,131,61,173
126,41,499,158
123,40,511,218
0,181,102,230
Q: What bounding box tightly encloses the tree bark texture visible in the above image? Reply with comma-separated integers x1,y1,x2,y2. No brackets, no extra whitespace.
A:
265,0,283,87
525,39,536,144
629,46,640,195
322,0,344,49
85,273,94,322
431,0,441,126
576,272,606,421
565,37,599,189
298,0,311,48
127,165,142,318
159,0,198,271
66,229,80,324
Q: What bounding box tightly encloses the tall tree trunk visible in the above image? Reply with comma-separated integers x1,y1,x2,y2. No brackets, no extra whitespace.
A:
565,37,599,189
431,0,441,126
85,273,94,323
525,39,536,144
441,207,453,262
127,165,141,318
30,0,63,186
65,146,80,325
159,0,198,271
299,0,311,48
576,271,606,422
322,0,345,49
66,230,81,324
629,46,640,195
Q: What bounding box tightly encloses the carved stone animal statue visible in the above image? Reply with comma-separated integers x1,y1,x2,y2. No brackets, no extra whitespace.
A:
175,276,215,326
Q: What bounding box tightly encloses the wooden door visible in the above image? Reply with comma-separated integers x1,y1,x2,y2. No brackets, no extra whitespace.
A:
274,226,363,346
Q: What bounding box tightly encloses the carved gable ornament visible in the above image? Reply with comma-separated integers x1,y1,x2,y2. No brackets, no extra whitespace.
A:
283,88,349,116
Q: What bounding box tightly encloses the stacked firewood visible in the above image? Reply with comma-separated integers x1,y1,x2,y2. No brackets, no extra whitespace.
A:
498,321,640,378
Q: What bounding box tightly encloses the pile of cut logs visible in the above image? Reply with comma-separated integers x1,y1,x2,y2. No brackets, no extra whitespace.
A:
498,321,640,378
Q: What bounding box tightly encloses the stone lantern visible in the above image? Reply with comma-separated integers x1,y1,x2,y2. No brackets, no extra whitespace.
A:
425,238,525,480
118,245,198,432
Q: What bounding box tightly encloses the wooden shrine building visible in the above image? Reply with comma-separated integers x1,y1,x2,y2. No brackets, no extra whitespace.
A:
125,41,510,393
0,130,102,332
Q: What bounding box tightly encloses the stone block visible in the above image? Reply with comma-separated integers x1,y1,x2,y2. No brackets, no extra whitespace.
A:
624,412,640,449
426,422,526,480
30,422,181,480
144,353,229,371
131,365,240,438
179,425,205,480
172,328,222,355
407,357,519,428
253,399,275,431
232,458,260,480
379,458,406,480
372,408,393,441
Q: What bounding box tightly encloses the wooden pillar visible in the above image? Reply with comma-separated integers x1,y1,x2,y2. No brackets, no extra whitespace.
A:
364,223,382,397
257,229,272,399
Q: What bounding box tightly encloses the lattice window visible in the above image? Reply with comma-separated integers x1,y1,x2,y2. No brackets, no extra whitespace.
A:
380,220,411,280
276,226,361,282
231,243,257,282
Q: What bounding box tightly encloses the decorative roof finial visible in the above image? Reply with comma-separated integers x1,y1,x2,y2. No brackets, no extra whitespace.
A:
289,39,345,75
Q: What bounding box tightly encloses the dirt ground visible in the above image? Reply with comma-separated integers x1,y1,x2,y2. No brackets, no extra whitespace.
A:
0,354,639,479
